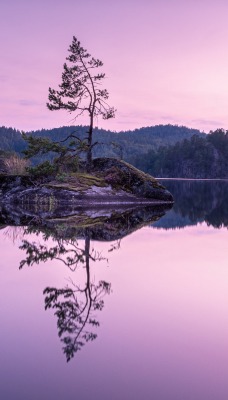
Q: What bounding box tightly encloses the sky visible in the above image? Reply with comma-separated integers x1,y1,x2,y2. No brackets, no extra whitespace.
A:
1,0,228,133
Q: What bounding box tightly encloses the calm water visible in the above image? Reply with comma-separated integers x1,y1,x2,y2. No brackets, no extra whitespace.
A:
1,180,228,400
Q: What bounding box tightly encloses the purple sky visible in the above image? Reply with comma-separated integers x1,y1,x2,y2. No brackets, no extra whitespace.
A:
1,0,228,133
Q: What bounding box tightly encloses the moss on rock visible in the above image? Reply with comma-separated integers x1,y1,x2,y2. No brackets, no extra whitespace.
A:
0,158,173,205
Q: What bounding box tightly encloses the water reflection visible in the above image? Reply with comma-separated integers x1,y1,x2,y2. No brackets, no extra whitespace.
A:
19,227,111,361
0,203,172,237
2,184,228,399
17,204,171,361
154,180,228,229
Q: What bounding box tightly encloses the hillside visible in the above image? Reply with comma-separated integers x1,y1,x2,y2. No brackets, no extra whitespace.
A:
5,124,228,179
0,124,204,163
0,126,27,153
132,129,228,178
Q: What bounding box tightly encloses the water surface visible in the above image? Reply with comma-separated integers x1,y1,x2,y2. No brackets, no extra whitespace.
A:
1,180,228,400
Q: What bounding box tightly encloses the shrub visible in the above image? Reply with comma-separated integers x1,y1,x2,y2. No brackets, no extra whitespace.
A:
2,154,29,175
26,161,57,177
55,173,68,182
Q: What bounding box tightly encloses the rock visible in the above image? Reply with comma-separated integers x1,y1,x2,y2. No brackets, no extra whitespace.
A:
92,158,173,202
0,158,174,207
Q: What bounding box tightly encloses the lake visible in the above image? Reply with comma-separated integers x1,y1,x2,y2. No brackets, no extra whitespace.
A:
0,180,228,400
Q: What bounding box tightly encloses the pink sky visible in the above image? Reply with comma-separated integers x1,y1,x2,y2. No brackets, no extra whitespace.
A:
1,0,228,133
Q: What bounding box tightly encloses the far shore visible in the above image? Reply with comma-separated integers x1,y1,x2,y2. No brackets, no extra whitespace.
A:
157,178,228,181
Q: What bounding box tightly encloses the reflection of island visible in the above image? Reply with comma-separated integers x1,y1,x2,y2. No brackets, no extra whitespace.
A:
153,180,228,230
0,203,172,239
17,204,171,361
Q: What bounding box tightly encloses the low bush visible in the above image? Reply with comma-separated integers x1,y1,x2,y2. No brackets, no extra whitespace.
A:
3,154,29,175
26,161,57,177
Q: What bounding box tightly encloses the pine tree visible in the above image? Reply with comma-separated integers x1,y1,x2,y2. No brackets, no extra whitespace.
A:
47,36,115,170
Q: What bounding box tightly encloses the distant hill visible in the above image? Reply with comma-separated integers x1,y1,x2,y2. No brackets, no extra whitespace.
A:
0,124,204,162
1,125,228,179
132,129,228,178
0,126,27,153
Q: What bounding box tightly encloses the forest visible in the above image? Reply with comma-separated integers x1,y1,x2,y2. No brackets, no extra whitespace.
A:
131,129,228,178
0,124,228,178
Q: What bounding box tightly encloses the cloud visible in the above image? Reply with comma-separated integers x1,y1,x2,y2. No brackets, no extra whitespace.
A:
160,115,179,123
18,99,41,107
191,118,222,127
116,109,180,128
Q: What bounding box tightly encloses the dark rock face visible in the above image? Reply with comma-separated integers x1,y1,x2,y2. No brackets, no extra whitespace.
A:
92,158,173,202
0,159,173,206
0,158,7,174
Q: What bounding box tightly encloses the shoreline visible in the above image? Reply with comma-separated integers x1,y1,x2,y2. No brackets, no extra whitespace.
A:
157,178,228,181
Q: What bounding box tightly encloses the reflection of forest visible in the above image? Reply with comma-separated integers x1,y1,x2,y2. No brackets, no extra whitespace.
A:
153,180,228,230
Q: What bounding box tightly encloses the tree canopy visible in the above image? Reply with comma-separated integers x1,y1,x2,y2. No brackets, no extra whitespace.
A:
47,36,115,170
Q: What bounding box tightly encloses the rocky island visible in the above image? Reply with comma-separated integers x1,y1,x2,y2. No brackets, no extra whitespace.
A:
0,158,173,224
0,158,173,206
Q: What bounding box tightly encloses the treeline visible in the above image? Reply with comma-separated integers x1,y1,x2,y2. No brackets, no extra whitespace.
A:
131,129,228,178
1,125,228,178
0,127,27,153
0,124,203,162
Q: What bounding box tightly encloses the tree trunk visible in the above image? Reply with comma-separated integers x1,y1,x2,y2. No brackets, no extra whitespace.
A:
86,117,93,172
85,233,91,291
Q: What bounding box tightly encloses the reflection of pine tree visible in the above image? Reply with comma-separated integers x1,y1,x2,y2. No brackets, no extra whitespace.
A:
19,230,111,361
44,280,111,360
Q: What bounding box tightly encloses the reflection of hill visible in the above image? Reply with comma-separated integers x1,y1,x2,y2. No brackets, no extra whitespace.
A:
153,208,200,230
153,180,228,230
